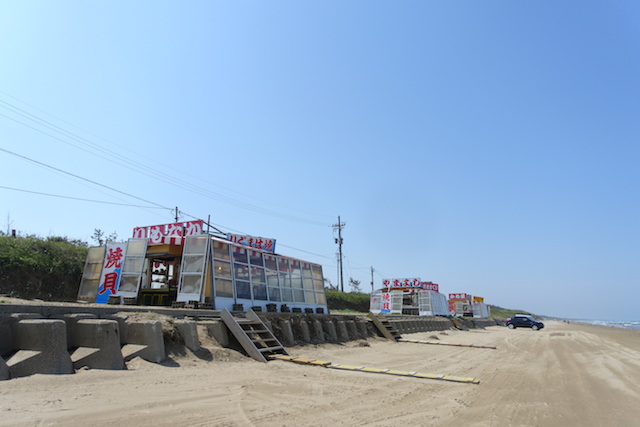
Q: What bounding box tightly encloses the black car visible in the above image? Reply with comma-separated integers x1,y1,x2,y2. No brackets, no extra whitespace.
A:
506,314,544,330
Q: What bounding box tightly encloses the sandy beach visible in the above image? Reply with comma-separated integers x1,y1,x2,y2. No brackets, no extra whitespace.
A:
1,320,639,427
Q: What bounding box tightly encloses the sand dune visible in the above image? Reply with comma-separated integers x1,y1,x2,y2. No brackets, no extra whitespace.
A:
1,320,639,426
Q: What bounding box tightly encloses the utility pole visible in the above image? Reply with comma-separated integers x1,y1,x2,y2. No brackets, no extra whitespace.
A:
332,216,346,292
370,266,374,293
174,207,179,223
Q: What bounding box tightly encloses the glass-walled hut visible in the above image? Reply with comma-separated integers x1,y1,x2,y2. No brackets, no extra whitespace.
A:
78,231,328,313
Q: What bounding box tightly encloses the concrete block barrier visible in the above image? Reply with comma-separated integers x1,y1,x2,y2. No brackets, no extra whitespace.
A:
336,321,349,341
121,320,165,363
355,320,369,337
1,313,41,356
279,319,295,346
174,320,200,351
56,313,97,349
322,320,338,342
199,320,229,347
312,320,325,343
0,357,10,380
71,319,124,370
7,319,74,378
345,320,359,340
299,320,311,343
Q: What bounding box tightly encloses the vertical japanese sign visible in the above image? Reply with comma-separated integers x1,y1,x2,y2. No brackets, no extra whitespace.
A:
381,292,391,314
96,243,128,304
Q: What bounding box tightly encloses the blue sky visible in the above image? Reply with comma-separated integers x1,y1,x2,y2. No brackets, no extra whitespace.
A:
2,1,639,320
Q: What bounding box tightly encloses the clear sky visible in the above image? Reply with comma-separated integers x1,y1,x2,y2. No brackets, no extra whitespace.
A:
1,1,639,321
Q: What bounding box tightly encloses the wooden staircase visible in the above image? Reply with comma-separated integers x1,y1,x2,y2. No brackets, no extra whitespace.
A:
367,312,402,341
221,309,289,362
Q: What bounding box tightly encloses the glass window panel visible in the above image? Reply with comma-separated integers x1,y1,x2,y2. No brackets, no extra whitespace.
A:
313,279,324,291
214,260,232,278
277,257,290,273
249,250,263,266
87,246,106,262
235,280,251,299
232,247,247,263
302,262,312,276
77,278,99,298
268,287,281,301
304,291,316,304
266,270,279,287
302,276,314,290
233,263,250,280
181,275,202,294
119,275,139,292
291,260,301,275
279,273,291,288
264,254,278,270
293,288,305,302
250,267,266,284
252,283,267,301
215,278,233,298
281,288,293,302
213,240,230,260
83,263,103,278
291,275,303,289
184,255,205,272
186,236,208,253
311,264,323,279
126,239,147,255
316,292,326,305
122,258,143,274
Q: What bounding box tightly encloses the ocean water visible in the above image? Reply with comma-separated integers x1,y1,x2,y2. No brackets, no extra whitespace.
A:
573,319,640,330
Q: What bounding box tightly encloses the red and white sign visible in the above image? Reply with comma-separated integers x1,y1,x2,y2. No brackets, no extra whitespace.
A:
448,293,468,301
133,220,203,245
96,243,128,304
228,234,276,253
383,278,421,289
381,292,391,314
421,282,439,292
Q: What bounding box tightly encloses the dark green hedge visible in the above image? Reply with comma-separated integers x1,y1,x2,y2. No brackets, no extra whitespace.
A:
0,236,88,301
325,289,370,313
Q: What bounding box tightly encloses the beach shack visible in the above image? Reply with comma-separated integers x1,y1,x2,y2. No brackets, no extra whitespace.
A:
77,220,328,313
447,293,490,318
370,278,448,316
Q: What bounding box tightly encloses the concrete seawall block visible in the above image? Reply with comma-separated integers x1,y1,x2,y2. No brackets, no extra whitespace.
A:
336,321,349,341
1,313,41,356
312,320,325,343
199,320,229,347
174,320,200,351
0,357,10,380
279,320,295,346
299,320,311,343
122,320,165,363
355,320,369,338
322,320,338,342
71,319,124,370
57,313,97,349
7,319,74,378
345,320,359,340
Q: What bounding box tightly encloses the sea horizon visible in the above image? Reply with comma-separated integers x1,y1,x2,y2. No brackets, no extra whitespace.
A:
570,319,640,330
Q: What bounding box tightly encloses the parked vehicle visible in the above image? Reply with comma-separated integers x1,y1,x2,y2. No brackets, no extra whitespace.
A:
506,314,544,330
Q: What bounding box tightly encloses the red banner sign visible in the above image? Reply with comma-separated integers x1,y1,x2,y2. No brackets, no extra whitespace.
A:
448,293,468,301
421,282,439,292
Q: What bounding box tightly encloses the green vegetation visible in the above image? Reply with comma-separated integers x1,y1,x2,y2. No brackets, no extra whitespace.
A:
489,305,531,320
0,234,88,301
325,289,370,313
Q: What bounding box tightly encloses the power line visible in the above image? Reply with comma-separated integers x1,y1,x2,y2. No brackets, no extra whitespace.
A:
0,185,166,208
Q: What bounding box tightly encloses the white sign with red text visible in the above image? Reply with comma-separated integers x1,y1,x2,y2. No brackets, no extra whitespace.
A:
227,234,276,253
382,278,421,289
421,282,439,292
133,220,203,245
448,293,468,301
96,243,128,304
